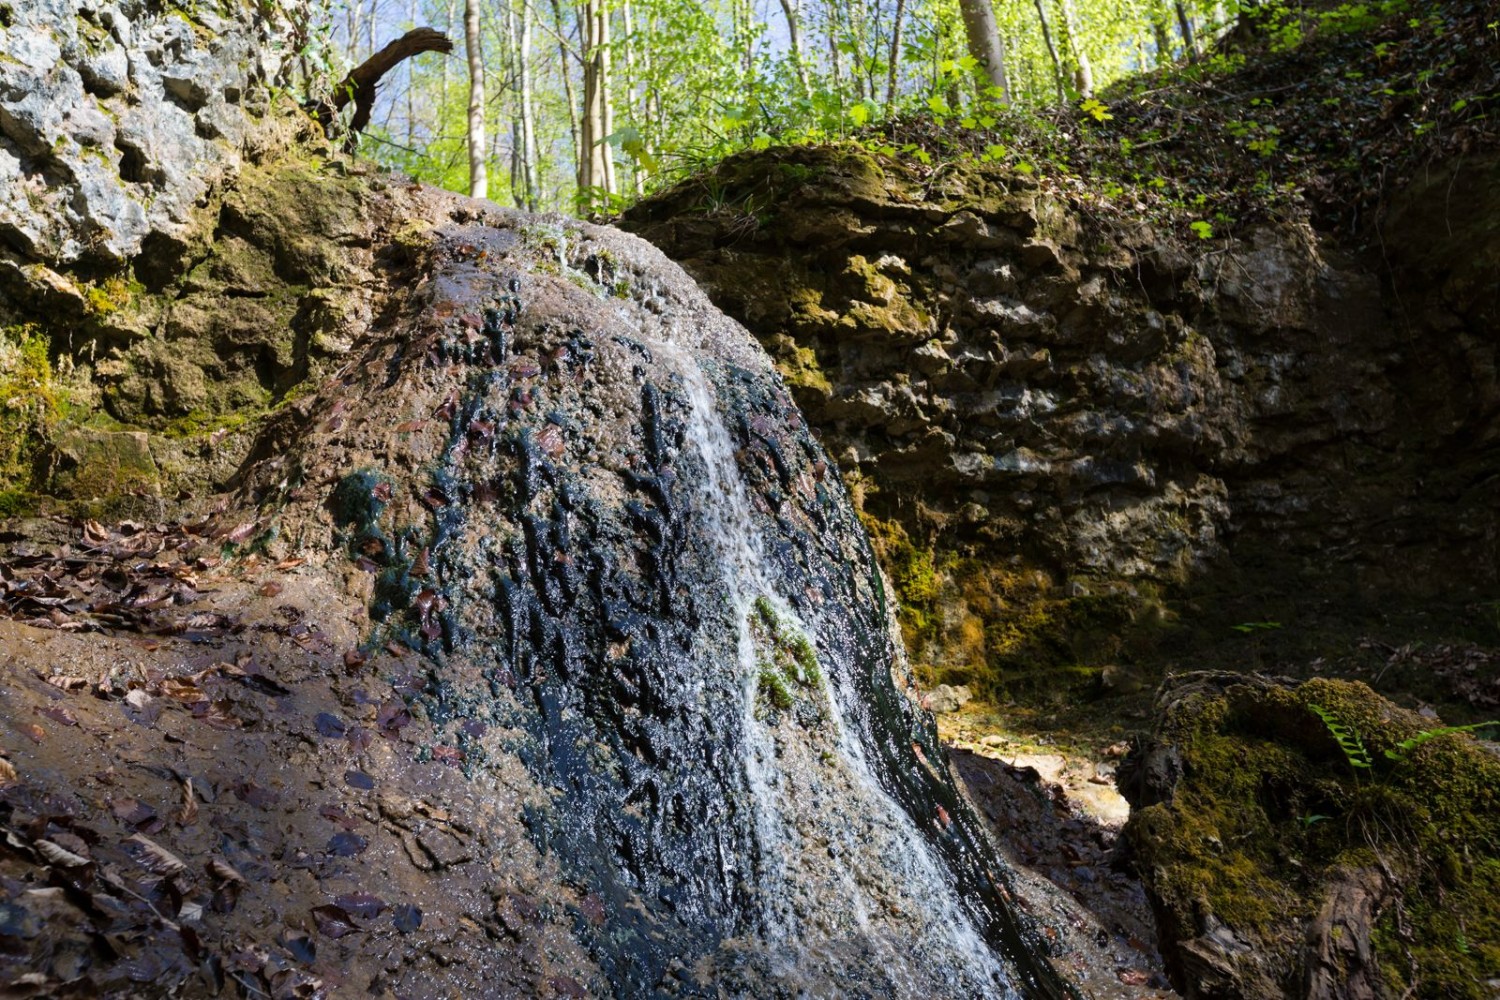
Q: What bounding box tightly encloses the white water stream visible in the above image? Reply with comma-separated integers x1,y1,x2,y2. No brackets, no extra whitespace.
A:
657,335,1024,997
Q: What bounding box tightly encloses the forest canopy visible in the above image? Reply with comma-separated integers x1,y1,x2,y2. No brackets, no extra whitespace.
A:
289,0,1274,213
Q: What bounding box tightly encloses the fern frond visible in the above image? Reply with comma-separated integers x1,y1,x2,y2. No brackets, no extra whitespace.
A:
1309,703,1373,771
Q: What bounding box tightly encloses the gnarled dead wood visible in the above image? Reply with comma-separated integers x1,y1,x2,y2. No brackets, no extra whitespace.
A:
316,28,453,146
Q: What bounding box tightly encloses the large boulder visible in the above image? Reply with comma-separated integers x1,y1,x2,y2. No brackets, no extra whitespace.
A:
0,182,1079,998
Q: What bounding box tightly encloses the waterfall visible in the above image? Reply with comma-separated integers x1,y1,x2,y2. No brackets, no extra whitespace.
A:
659,338,1026,998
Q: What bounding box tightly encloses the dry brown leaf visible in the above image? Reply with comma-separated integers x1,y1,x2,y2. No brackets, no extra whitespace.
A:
176,777,199,826
207,857,246,884
36,838,90,868
126,833,187,876
0,757,16,784
45,675,89,692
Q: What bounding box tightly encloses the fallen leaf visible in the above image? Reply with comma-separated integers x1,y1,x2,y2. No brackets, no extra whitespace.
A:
36,839,90,868
36,705,78,727
327,832,368,857
176,778,199,826
45,675,88,692
125,833,186,876
334,892,386,919
314,712,347,738
391,903,422,934
207,857,246,884
310,904,359,939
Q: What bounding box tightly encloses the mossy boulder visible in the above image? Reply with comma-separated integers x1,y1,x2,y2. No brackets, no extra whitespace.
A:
44,428,161,515
1119,673,1500,1000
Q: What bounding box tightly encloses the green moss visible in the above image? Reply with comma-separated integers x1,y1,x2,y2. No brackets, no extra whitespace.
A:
749,596,824,713
0,325,63,494
83,276,133,316
0,488,38,517
1126,678,1500,998
758,670,794,711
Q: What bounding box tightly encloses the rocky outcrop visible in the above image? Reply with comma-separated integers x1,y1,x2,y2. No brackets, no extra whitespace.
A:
0,0,301,270
1117,673,1500,1000
0,4,1102,995
621,145,1500,692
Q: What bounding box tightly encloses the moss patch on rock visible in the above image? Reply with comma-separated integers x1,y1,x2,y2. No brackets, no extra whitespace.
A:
1120,674,1500,999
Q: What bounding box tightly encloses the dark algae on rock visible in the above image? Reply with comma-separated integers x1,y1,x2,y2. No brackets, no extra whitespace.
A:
236,211,1080,997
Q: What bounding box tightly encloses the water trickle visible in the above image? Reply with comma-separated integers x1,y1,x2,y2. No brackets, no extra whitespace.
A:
658,338,1029,997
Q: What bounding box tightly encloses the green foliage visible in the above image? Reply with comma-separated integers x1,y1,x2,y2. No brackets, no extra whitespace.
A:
1384,721,1498,764
1309,702,1373,773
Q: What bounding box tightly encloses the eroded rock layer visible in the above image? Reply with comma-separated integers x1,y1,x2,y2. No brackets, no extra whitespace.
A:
622,146,1500,692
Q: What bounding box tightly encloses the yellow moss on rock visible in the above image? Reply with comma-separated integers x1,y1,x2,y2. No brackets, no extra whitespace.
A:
1124,675,1500,999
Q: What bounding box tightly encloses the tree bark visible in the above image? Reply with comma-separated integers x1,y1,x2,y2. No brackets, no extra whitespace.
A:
1056,0,1094,98
518,0,539,209
1032,0,1066,102
580,0,614,203
1176,0,1200,62
778,0,813,100
549,0,583,192
884,0,905,111
316,27,453,149
464,0,487,199
957,0,1010,104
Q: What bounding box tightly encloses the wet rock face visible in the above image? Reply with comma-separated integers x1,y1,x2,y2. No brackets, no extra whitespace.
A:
0,0,299,268
232,204,1074,998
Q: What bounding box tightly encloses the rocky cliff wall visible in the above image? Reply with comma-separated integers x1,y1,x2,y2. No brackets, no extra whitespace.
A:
622,145,1500,694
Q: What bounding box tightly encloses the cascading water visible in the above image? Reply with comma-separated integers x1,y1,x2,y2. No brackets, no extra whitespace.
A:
666,345,1022,995
316,216,1075,998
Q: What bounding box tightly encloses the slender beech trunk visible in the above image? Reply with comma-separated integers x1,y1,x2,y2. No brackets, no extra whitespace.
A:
847,0,868,101
1032,0,1066,102
581,0,614,201
547,0,583,192
518,0,538,208
957,0,1009,104
1056,0,1094,97
1153,8,1173,67
780,0,813,99
463,0,486,199
1175,1,1200,61
622,0,643,196
884,0,905,111
405,0,418,145
826,4,844,95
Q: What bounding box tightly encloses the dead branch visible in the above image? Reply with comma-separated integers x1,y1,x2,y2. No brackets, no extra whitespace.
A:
315,28,454,147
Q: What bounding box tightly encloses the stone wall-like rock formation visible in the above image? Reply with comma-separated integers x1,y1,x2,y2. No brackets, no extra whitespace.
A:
621,146,1500,694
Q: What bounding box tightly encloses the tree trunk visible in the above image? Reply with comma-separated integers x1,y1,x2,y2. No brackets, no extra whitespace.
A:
622,0,643,196
518,0,539,209
549,0,583,192
580,0,614,203
884,0,905,111
1032,0,1066,103
957,0,1009,104
780,0,813,100
1056,0,1094,97
1153,7,1174,67
1176,0,1200,62
315,27,453,149
464,0,487,199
